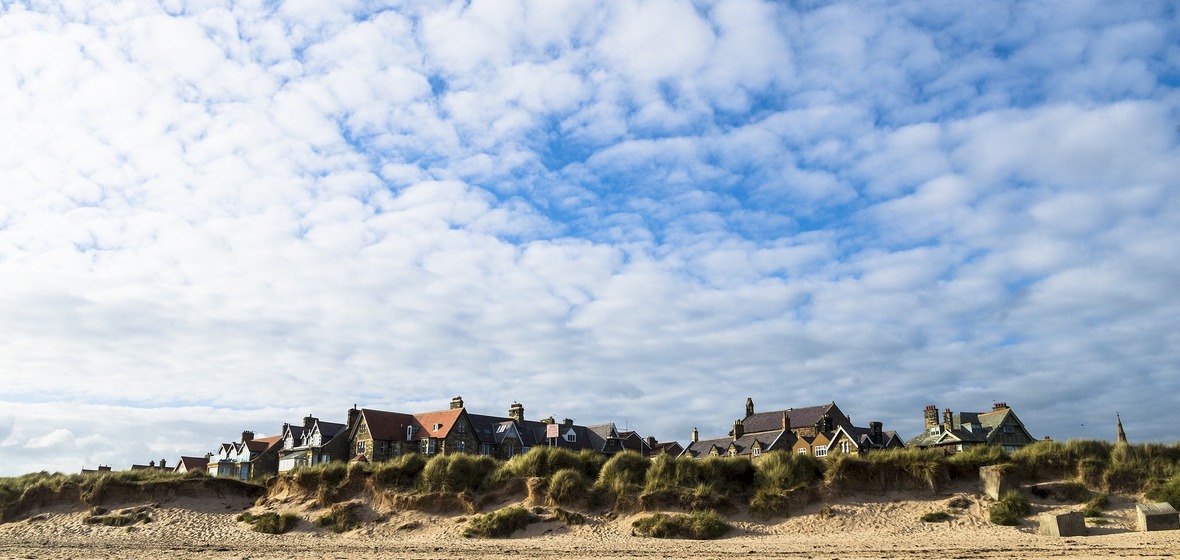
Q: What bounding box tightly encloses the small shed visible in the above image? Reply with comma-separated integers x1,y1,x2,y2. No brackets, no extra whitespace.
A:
1137,503,1180,532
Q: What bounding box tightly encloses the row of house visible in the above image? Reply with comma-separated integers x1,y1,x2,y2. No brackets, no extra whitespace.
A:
138,398,1036,480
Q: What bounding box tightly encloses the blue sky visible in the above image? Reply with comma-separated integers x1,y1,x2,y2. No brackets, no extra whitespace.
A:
1,0,1178,475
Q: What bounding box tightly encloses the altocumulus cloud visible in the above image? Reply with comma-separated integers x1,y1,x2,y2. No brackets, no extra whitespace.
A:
0,0,1177,475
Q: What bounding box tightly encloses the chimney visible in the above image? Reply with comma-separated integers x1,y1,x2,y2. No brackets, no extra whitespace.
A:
204,452,213,460
541,416,555,424
450,396,464,409
691,427,699,443
745,397,754,417
563,418,574,426
992,402,1008,412
508,402,525,421
943,408,953,432
782,411,791,432
732,419,744,440
647,436,657,448
347,405,360,430
303,414,317,432
149,460,155,467
241,430,255,443
924,405,938,430
160,459,167,469
869,421,883,445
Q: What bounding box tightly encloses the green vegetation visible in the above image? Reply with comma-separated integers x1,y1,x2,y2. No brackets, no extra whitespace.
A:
314,502,362,533
1145,473,1180,509
462,505,537,538
546,468,592,507
1081,493,1109,518
239,511,299,534
989,490,1031,526
749,451,822,518
596,451,650,495
368,453,428,490
420,453,498,493
631,511,730,540
920,511,951,522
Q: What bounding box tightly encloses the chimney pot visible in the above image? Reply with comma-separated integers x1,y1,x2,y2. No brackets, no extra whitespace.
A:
691,427,699,443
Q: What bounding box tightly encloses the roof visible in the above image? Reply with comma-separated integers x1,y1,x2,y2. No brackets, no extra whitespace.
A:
174,456,209,472
246,435,282,455
359,408,417,441
906,406,1025,448
317,420,347,439
412,408,464,440
742,403,851,434
683,431,791,458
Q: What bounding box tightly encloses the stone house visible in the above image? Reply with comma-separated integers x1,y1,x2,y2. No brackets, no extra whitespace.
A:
682,399,900,460
349,408,418,462
906,402,1036,453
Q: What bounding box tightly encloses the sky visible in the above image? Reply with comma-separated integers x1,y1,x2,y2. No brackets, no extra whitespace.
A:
1,0,1178,476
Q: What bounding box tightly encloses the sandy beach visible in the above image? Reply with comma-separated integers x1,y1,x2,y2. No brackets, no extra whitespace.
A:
2,481,1178,560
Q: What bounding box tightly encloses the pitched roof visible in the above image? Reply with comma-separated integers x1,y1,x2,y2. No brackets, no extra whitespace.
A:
246,435,282,454
906,407,1025,448
412,408,464,440
742,403,851,434
174,456,209,472
359,409,417,441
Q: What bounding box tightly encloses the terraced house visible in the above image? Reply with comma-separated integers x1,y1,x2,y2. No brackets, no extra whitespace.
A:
347,397,628,462
682,399,902,460
277,414,350,472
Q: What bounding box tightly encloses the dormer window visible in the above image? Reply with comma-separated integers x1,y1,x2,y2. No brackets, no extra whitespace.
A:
433,423,443,432
564,430,576,443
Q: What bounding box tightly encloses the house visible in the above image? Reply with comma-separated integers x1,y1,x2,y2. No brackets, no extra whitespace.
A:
173,455,210,475
647,437,684,458
349,408,419,462
906,402,1036,453
682,398,902,460
208,431,282,480
130,459,169,471
348,397,629,462
277,413,350,472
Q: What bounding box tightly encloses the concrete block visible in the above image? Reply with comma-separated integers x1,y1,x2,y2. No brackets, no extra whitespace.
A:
1137,503,1180,532
1038,511,1087,537
980,465,1019,501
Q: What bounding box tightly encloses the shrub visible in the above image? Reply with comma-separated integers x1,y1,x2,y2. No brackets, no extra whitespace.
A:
989,490,1030,526
369,453,427,490
314,502,361,533
240,511,299,534
547,468,591,507
754,451,823,491
1081,493,1108,518
749,488,793,519
1145,474,1180,510
462,505,537,538
631,511,730,540
920,511,951,522
597,451,650,495
420,453,499,493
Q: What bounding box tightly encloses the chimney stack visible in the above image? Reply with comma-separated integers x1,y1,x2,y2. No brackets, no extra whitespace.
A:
347,405,360,430
745,397,754,417
160,459,167,469
943,408,953,432
241,430,255,443
450,396,464,409
563,418,574,426
869,421,883,445
691,427,699,443
924,405,938,430
647,436,657,449
782,411,791,432
732,419,744,440
303,415,317,432
992,402,1008,412
508,402,525,421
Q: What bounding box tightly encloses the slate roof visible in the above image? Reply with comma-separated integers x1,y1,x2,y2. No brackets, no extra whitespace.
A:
174,456,209,473
317,421,347,440
906,407,1022,448
358,409,417,441
741,403,852,434
246,435,282,455
682,431,792,458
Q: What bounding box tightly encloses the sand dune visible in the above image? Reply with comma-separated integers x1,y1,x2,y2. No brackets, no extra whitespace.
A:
1,481,1177,559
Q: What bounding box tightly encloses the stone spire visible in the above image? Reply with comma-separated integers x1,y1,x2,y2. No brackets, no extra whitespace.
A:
1116,413,1128,445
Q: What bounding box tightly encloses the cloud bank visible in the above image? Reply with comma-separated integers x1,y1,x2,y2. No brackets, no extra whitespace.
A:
0,0,1177,475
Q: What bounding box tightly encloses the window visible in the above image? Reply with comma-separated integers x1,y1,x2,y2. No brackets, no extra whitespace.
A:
522,446,530,454
840,442,851,453
357,441,366,454
433,423,443,432
407,426,416,440
564,431,576,443
1003,425,1014,434
728,448,736,457
797,448,807,455
814,445,827,457
458,422,466,433
752,447,760,458
379,441,388,455
455,441,466,453
480,443,490,456
506,444,515,457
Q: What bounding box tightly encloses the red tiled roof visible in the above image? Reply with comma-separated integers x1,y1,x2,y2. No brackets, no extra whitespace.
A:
246,435,282,454
412,408,463,440
175,456,209,472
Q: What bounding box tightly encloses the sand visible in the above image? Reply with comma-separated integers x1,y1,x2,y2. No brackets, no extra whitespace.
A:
2,483,1178,559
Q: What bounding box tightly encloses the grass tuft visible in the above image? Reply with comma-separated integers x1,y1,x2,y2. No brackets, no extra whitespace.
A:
988,490,1031,526
631,511,730,540
462,505,537,538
